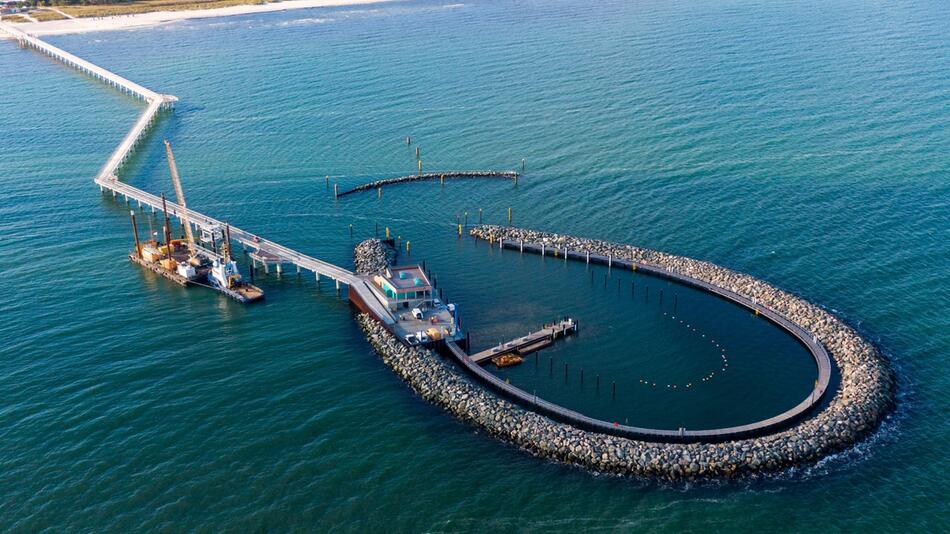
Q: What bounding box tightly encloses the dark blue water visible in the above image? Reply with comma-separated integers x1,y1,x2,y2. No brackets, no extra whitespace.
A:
1,0,948,529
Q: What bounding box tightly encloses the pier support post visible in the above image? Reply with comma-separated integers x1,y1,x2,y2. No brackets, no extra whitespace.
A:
335,279,341,293
297,265,301,276
276,263,282,277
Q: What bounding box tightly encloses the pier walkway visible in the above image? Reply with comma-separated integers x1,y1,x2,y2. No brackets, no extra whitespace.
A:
0,21,395,326
469,318,577,364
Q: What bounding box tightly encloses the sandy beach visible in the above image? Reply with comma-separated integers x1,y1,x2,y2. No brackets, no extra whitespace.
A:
5,0,392,36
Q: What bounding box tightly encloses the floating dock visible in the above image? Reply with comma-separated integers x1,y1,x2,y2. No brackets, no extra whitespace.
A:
469,318,577,364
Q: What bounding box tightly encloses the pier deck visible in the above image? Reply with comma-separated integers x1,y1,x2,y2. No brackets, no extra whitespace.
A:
469,318,577,364
0,20,396,326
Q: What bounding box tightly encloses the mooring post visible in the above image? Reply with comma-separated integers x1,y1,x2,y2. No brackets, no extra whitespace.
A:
377,187,381,199
325,175,329,189
415,146,420,159
334,183,338,199
464,212,468,227
586,250,590,264
349,224,353,237
418,160,423,175
478,208,483,223
507,207,512,226
541,243,545,256
521,158,525,173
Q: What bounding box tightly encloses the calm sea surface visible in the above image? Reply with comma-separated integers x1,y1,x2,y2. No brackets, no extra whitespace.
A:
1,0,948,530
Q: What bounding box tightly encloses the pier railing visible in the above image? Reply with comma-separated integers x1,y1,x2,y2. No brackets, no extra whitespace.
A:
1,20,398,324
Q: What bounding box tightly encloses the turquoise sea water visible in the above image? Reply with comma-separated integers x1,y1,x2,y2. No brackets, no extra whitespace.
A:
1,0,948,530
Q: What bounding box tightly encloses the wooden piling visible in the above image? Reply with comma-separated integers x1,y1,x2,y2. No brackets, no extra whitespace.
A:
129,210,142,258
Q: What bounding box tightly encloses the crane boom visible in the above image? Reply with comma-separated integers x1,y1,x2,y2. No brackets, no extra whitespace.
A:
163,140,196,258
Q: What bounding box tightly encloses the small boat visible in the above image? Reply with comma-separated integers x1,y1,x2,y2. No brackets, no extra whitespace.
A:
492,353,524,368
208,256,264,303
207,223,264,303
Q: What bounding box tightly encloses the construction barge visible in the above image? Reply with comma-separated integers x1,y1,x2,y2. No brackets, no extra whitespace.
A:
127,141,263,303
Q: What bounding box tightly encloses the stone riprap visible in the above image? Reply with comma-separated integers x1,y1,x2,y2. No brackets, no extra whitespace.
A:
353,227,895,479
336,171,518,197
353,238,396,275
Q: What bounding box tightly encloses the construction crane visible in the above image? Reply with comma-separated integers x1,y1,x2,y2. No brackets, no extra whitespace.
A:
163,139,198,263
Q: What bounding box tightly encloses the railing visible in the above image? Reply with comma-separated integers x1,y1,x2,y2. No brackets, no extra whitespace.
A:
442,239,832,443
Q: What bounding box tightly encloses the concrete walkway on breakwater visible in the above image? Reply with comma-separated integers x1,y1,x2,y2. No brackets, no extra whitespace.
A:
0,21,396,325
451,235,832,442
335,171,519,197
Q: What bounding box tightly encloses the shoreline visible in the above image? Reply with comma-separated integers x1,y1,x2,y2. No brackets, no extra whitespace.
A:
3,0,392,37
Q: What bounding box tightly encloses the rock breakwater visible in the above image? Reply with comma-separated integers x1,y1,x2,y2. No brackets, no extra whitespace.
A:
337,171,518,197
353,238,396,275
353,227,895,479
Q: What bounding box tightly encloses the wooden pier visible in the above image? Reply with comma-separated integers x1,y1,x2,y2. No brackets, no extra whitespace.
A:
469,318,577,364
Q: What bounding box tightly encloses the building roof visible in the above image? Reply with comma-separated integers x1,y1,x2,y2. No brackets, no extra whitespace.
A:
380,265,431,292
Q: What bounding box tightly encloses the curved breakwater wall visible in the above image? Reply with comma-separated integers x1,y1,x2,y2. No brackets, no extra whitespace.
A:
353,228,895,479
337,171,518,197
